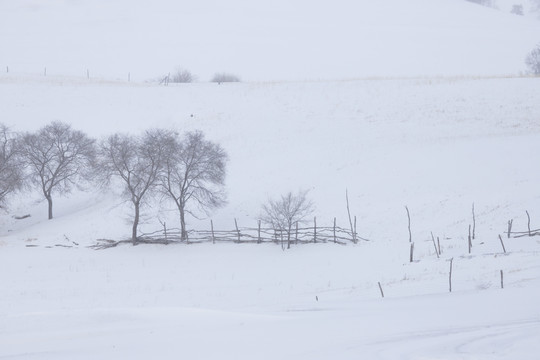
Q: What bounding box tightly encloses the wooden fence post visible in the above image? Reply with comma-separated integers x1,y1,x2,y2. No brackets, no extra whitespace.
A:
406,206,412,242
378,282,384,298
295,221,299,245
313,216,317,243
234,218,240,242
431,232,439,258
498,234,506,254
468,224,472,254
507,219,513,238
409,242,414,262
526,210,531,236
500,270,504,289
257,220,261,244
472,203,476,240
333,217,337,243
211,220,215,244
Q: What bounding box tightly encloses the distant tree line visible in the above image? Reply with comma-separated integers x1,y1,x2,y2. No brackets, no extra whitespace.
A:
0,122,227,243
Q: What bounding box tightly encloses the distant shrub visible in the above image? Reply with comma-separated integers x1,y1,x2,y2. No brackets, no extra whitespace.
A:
525,44,540,75
511,4,524,15
170,69,194,83
211,73,240,83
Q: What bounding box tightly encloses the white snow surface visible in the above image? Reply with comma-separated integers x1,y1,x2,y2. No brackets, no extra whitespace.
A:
1,0,540,358
1,74,539,359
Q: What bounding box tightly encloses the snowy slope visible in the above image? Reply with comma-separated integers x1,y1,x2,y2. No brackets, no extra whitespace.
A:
1,74,539,359
1,0,540,81
1,0,540,358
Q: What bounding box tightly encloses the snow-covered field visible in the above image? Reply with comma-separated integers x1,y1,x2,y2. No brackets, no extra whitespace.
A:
2,0,540,358
1,74,539,359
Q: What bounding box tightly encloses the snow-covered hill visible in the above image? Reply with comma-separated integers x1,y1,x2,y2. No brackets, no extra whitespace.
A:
1,0,540,81
1,73,539,359
1,0,540,358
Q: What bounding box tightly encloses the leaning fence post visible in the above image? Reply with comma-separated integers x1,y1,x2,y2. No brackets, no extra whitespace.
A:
498,234,506,254
234,218,241,242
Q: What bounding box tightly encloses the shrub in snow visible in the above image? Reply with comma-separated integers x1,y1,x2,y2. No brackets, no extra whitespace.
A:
261,190,314,249
525,44,540,75
211,73,240,83
170,68,195,83
511,4,524,15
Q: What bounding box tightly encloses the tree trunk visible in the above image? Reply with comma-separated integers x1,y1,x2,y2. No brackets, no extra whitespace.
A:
47,196,53,220
179,202,187,241
132,201,140,244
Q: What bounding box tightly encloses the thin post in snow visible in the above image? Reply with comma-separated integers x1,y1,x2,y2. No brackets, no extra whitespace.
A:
468,224,472,254
234,218,240,242
128,72,131,82
378,282,385,298
354,216,357,243
6,66,8,73
295,221,299,245
333,217,337,243
498,234,507,254
87,69,89,79
507,219,513,238
431,232,439,258
405,206,412,242
472,203,476,240
44,67,47,76
257,220,261,244
437,236,441,255
527,211,532,236
449,258,454,292
211,220,215,244
500,270,504,289
313,216,317,243
346,189,356,243
409,242,414,263
163,221,168,242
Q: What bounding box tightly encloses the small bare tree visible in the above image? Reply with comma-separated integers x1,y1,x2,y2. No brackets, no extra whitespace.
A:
0,124,23,209
525,44,540,75
159,131,227,240
20,121,96,219
261,190,314,249
170,68,195,83
98,129,169,243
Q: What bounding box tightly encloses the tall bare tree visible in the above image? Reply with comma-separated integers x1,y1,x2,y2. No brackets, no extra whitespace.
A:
0,124,23,209
99,130,169,243
159,131,227,240
20,121,96,219
261,190,314,249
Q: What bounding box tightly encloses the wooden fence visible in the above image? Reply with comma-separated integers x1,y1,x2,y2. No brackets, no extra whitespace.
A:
137,220,367,246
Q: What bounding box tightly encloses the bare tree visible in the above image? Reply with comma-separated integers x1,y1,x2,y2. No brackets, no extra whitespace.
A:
98,130,169,243
159,131,227,240
0,124,23,209
261,190,314,249
19,121,96,220
525,44,540,75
